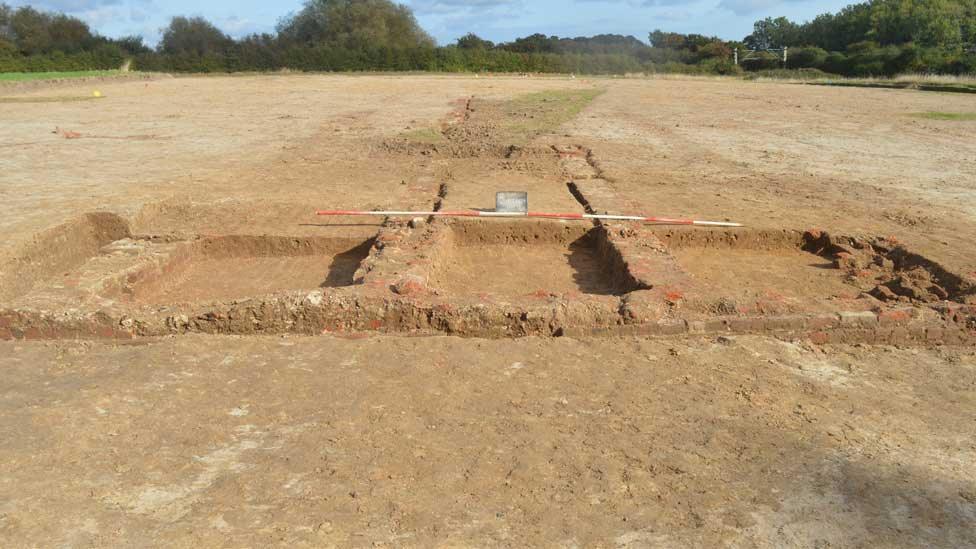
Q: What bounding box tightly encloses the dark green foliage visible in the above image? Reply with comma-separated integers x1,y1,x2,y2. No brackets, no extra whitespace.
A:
699,57,744,75
750,0,976,50
823,51,851,74
456,33,493,50
2,0,974,78
277,0,434,50
0,43,124,72
556,34,650,57
135,44,649,75
733,0,976,76
114,35,151,55
0,2,139,71
160,17,233,57
787,47,829,68
500,33,558,53
740,50,783,70
744,68,832,79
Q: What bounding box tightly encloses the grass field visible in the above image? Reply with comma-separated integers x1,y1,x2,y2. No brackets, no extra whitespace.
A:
812,73,976,93
911,111,976,120
0,94,105,103
399,126,447,145
0,70,124,82
398,88,604,148
500,88,604,144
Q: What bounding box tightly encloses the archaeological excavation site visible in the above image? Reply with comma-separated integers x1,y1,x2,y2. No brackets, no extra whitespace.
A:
4,70,976,548
2,91,973,345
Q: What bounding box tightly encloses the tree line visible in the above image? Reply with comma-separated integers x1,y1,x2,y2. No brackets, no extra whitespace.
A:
1,0,974,76
739,0,976,75
0,4,147,72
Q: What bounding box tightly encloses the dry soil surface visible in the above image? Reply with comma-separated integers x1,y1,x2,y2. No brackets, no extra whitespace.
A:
0,336,973,547
1,74,974,546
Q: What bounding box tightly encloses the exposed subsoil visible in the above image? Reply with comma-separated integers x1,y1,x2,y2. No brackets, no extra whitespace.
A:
127,235,374,305
1,87,973,341
826,235,975,304
0,335,973,547
652,227,976,316
1,74,975,546
670,247,857,315
430,229,623,298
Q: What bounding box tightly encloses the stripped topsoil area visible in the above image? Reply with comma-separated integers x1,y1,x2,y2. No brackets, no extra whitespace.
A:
0,75,975,546
431,239,617,297
1,81,973,341
0,335,973,547
671,247,857,312
429,220,632,298
129,236,374,305
651,228,976,316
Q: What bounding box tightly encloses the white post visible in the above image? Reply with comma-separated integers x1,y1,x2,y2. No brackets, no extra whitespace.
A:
783,47,788,65
734,48,738,65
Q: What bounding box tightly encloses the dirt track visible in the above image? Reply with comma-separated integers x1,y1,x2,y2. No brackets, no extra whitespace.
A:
0,74,974,546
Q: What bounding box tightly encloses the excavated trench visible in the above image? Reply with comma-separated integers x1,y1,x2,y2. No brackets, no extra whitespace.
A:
429,220,639,298
1,206,973,342
1,92,973,343
0,212,131,303
647,228,976,314
126,236,375,305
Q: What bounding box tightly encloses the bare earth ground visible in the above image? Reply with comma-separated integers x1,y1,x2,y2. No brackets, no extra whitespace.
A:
1,336,974,547
1,74,975,546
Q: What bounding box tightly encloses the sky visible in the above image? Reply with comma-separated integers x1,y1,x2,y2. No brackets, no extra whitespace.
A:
6,0,855,46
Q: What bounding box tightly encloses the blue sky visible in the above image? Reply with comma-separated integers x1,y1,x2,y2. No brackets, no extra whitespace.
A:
7,0,854,46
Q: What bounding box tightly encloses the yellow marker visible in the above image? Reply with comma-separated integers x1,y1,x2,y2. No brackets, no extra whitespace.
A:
92,90,102,98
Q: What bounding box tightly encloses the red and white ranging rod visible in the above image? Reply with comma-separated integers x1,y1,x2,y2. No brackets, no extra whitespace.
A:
316,210,742,227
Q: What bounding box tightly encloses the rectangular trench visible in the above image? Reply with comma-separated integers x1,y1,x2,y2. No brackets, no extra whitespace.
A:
427,219,642,298
127,235,376,305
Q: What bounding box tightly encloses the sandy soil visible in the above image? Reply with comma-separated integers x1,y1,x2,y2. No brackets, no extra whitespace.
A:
0,335,973,547
563,78,976,276
0,74,591,250
134,255,358,304
1,74,974,546
431,241,616,297
672,248,857,314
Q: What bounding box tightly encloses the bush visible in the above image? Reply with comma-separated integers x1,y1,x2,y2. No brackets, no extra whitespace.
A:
700,57,743,75
846,40,879,54
744,67,833,80
656,61,706,74
959,54,976,74
787,47,827,69
823,52,849,74
849,60,885,76
0,38,16,57
843,44,910,76
697,41,732,61
740,51,782,71
0,47,124,73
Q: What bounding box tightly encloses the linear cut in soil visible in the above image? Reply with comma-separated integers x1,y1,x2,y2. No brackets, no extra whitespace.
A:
432,240,616,297
671,248,857,312
430,220,633,297
0,212,131,302
650,227,976,314
131,236,373,304
653,229,863,314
